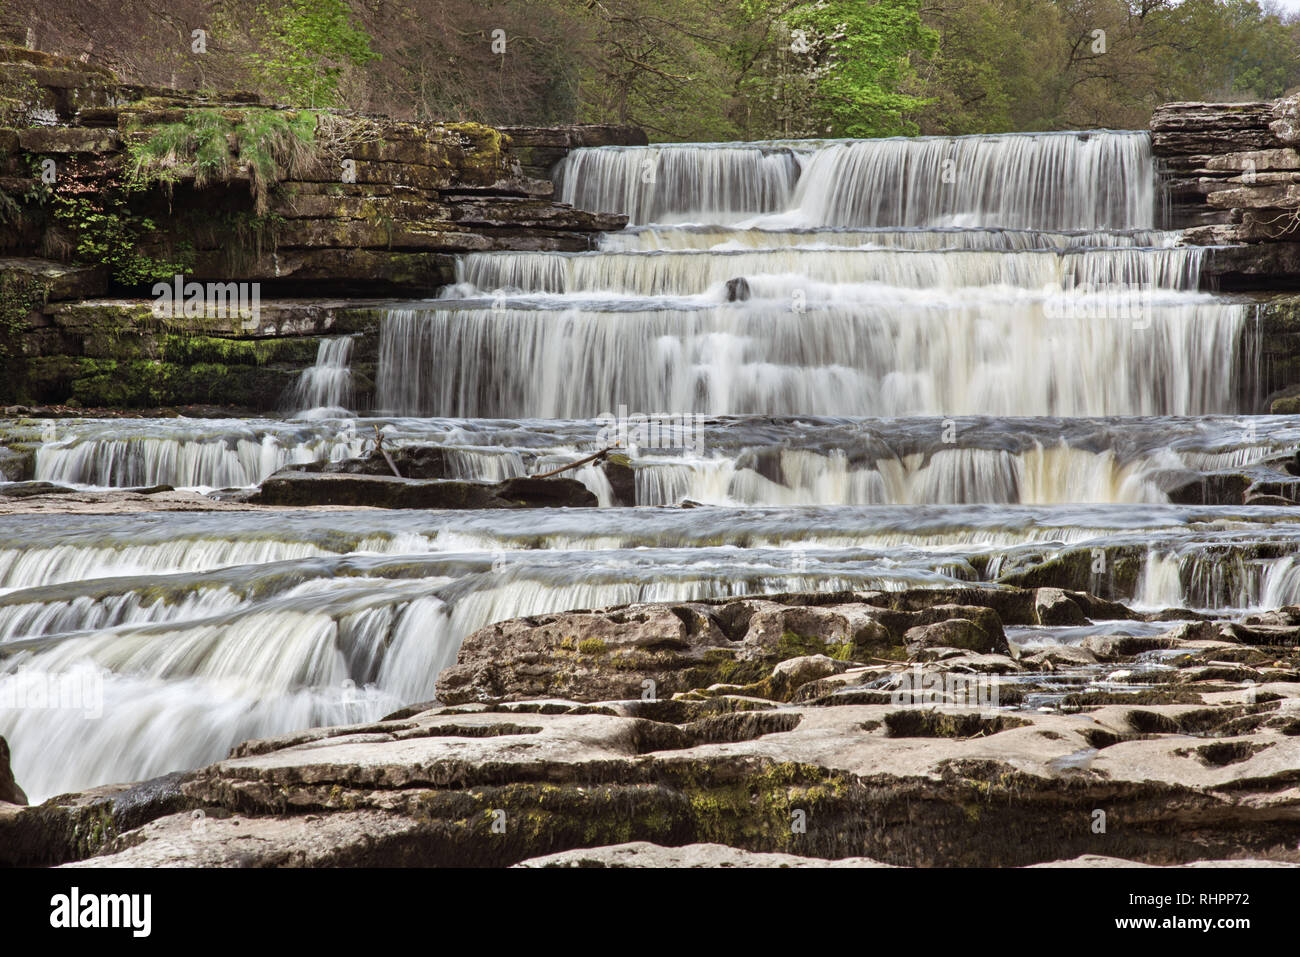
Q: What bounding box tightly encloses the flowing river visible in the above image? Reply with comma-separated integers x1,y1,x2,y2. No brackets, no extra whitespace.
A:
2,129,1294,801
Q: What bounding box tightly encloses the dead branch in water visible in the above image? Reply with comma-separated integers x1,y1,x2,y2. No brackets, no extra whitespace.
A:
531,445,619,479
369,425,402,477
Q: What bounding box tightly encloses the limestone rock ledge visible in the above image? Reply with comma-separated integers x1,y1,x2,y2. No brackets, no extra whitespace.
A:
0,37,641,406
1152,97,1300,286
1,38,632,291
2,586,1297,868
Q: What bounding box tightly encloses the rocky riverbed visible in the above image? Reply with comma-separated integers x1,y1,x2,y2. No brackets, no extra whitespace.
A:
3,585,1298,867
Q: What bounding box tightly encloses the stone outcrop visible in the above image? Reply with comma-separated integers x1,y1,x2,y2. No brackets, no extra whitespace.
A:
252,470,598,509
0,734,27,806
2,585,1297,867
0,37,641,406
0,37,629,290
499,125,648,181
3,294,383,409
1152,97,1300,284
515,842,892,867
434,590,1032,706
518,843,1297,868
1150,100,1282,230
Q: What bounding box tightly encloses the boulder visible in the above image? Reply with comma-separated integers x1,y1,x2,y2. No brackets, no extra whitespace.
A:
0,736,27,806
1034,588,1089,626
436,593,1020,705
253,469,597,509
904,618,1001,655
769,654,843,696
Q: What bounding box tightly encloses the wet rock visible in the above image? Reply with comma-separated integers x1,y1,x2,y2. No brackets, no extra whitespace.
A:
602,452,636,507
1244,493,1296,507
905,619,996,654
769,654,844,696
0,446,34,482
1034,588,1089,626
515,842,892,868
1023,646,1098,668
302,444,456,479
0,481,76,498
0,735,27,806
903,605,1008,656
252,469,597,509
46,678,1300,868
1080,621,1223,660
0,771,194,867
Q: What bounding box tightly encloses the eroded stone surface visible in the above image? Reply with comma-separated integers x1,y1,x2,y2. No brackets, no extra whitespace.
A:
5,583,1298,869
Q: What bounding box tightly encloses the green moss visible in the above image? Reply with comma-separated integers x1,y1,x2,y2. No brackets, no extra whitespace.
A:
16,355,297,409
576,637,608,655
128,108,322,214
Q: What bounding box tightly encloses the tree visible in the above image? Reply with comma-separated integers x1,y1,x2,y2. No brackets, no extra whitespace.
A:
783,0,938,136
248,0,378,107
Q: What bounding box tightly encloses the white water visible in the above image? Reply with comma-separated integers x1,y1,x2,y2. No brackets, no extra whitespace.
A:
4,502,1300,797
284,337,356,415
0,127,1288,803
556,131,1154,229
375,132,1251,420
12,414,1293,505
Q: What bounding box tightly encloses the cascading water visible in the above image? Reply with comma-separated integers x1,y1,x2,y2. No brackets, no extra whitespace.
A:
0,127,1288,803
12,415,1292,505
554,131,1154,229
285,337,356,415
378,131,1252,420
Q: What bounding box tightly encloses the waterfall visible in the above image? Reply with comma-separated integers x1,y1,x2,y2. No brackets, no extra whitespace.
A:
599,225,1182,252
4,502,1300,798
32,420,364,490
376,298,1247,418
556,144,802,225
556,131,1155,229
0,124,1279,808
13,413,1291,504
284,337,355,415
379,130,1250,421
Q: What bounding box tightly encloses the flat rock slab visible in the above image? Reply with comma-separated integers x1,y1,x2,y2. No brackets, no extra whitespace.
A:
515,841,892,868
253,470,597,509
8,587,1300,868
21,677,1298,868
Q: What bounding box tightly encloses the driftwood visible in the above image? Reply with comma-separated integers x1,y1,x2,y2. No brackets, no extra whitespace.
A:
369,425,402,478
532,445,619,479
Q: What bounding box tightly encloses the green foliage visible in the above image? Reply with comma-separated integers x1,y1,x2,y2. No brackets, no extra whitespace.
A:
784,0,938,137
248,0,379,107
0,269,40,365
0,187,19,224
911,0,1300,134
128,108,320,213
50,194,189,288
569,0,938,140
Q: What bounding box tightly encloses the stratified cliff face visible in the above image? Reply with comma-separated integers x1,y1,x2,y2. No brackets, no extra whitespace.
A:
0,32,640,408
1152,96,1300,287
0,35,632,291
